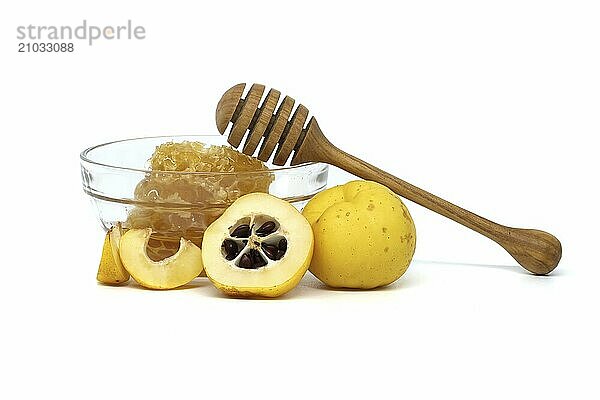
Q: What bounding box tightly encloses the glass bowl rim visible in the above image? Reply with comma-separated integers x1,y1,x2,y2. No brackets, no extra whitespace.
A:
80,134,325,176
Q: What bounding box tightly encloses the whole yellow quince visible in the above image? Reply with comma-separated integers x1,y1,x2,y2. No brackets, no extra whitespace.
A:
302,180,416,289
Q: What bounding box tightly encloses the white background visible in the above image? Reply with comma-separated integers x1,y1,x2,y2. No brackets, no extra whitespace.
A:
1,1,598,399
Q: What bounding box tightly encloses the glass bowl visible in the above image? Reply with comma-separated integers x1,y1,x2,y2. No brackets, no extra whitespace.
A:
81,135,328,260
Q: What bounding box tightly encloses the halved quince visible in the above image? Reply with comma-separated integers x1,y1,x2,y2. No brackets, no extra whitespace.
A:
119,228,203,289
97,224,130,285
202,193,313,298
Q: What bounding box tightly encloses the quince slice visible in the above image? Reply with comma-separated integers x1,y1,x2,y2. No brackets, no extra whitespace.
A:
119,228,203,290
97,224,130,285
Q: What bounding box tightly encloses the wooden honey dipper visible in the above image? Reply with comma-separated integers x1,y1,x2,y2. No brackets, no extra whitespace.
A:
215,83,562,275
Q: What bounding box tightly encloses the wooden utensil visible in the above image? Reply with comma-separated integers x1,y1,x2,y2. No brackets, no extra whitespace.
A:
215,83,562,275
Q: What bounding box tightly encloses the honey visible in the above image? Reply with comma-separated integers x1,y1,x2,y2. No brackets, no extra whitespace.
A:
126,141,273,260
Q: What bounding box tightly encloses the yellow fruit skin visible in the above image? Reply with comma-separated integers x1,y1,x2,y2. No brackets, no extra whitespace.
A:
302,180,416,289
97,228,130,285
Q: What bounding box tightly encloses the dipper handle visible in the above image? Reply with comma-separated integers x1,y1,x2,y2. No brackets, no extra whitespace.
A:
296,122,562,275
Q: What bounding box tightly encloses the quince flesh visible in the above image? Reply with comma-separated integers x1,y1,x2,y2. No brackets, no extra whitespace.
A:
119,228,203,290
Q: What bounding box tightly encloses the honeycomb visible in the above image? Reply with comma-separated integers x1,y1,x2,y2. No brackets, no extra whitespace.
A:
126,141,273,260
